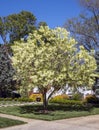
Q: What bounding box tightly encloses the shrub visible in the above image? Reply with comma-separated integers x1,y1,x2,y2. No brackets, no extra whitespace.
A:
85,94,99,104
0,97,33,102
50,94,69,103
0,98,13,101
17,97,33,102
49,97,91,111
29,93,43,102
72,93,83,101
50,97,82,105
0,98,3,101
13,98,18,101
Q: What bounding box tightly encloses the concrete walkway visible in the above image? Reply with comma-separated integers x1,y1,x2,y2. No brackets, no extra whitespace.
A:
0,114,99,130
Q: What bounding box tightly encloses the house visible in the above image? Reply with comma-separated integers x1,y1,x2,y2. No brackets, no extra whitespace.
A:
31,85,95,99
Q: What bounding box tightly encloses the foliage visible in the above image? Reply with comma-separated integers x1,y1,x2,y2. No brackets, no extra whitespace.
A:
0,11,36,44
72,93,83,101
11,26,97,109
85,94,99,104
68,46,97,87
38,21,47,28
29,93,43,102
50,98,82,105
0,45,16,97
50,99,92,111
17,97,33,102
49,94,69,103
0,98,13,101
0,97,33,102
64,0,99,51
11,26,77,108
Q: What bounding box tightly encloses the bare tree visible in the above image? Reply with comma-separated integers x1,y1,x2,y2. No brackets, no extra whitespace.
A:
64,0,99,51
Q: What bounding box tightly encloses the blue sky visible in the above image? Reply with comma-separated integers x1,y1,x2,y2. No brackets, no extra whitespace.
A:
0,0,82,28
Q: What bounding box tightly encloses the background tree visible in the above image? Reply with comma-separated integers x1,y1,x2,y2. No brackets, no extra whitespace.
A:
8,11,37,43
12,26,96,109
64,0,99,51
38,21,47,28
0,16,10,44
0,11,37,44
0,45,15,97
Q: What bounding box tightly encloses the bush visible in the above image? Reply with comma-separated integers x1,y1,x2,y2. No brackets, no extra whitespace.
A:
49,94,93,110
72,93,83,101
85,94,99,104
17,97,33,102
12,98,18,101
0,98,13,101
49,97,91,111
0,97,33,102
50,94,69,103
50,97,82,105
29,93,43,102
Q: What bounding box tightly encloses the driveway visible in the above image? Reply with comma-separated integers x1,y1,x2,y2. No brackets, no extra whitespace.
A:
0,114,99,130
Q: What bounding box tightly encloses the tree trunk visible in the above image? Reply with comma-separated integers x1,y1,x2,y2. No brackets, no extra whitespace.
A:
42,88,48,110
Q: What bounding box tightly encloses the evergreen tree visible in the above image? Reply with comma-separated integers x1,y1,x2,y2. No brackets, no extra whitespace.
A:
0,45,15,97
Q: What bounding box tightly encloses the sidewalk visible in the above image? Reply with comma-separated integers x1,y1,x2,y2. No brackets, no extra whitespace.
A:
0,114,99,130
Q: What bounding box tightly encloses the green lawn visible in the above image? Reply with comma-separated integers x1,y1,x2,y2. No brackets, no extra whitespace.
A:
0,104,99,121
0,100,33,105
0,117,26,128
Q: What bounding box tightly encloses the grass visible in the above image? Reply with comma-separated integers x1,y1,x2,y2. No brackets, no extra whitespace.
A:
0,117,26,128
0,101,20,105
0,104,99,121
0,100,33,105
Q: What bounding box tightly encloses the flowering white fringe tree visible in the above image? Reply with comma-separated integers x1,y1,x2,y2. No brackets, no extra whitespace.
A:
12,26,96,109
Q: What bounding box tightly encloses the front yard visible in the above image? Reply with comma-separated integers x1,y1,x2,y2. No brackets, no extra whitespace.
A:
0,104,99,121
